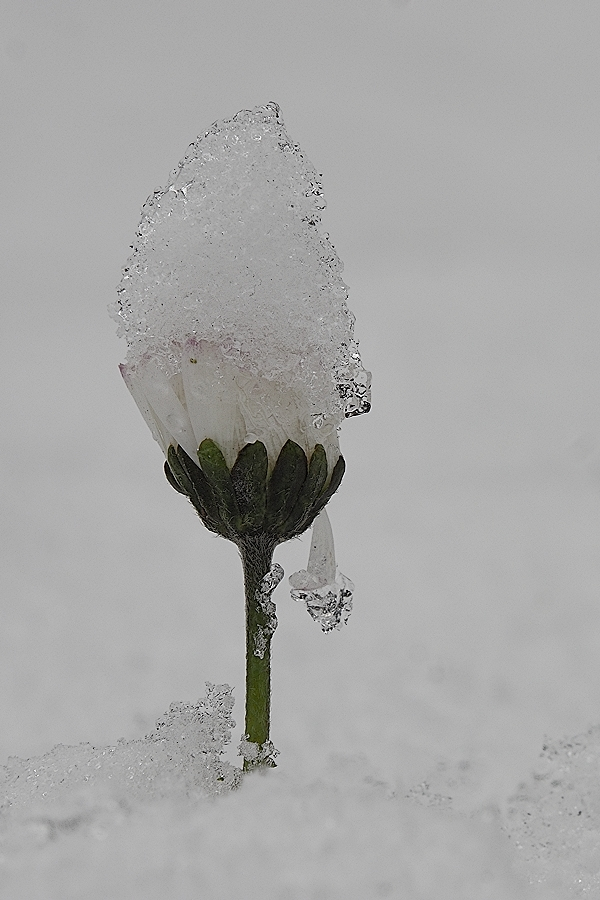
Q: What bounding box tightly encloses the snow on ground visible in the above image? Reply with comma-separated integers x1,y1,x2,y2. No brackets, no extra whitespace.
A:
1,265,599,896
0,753,539,900
2,1,600,894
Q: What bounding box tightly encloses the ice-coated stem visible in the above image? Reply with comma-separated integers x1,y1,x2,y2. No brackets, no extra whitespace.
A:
239,535,278,770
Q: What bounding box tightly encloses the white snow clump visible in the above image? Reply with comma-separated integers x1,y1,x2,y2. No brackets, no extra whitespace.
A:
110,101,370,473
0,683,238,812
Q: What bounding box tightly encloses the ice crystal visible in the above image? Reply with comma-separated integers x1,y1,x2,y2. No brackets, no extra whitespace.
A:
150,682,236,757
291,572,354,632
253,563,284,658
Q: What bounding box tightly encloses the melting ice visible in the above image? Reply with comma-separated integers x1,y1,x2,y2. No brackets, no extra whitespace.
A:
289,510,354,632
253,563,284,658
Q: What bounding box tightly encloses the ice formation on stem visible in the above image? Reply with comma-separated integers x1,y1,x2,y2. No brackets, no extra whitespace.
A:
111,101,370,769
253,563,284,659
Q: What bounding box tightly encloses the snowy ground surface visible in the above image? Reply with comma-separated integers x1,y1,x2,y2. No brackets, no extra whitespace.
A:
2,276,598,897
2,0,600,896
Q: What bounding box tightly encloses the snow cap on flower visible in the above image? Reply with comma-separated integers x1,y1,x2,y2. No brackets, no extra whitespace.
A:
111,102,370,469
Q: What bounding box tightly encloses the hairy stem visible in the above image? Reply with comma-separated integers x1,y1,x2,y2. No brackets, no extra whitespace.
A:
239,535,278,770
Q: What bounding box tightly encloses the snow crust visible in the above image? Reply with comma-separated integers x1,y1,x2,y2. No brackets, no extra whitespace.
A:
0,750,538,900
5,682,600,897
506,728,600,896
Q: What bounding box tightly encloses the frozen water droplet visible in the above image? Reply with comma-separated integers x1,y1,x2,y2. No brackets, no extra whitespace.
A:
253,563,284,657
289,511,354,631
254,627,269,659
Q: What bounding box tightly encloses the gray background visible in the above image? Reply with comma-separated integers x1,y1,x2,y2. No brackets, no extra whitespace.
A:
1,0,599,800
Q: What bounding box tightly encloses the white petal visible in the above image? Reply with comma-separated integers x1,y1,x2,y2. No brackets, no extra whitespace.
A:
181,340,246,469
290,510,336,590
230,370,305,467
289,510,354,632
120,364,170,454
133,359,198,461
306,509,337,585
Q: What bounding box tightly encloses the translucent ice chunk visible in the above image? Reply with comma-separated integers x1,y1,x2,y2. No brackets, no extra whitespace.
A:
289,511,354,632
253,563,284,658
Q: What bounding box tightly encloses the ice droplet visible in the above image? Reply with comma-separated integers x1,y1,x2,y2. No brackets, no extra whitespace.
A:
289,511,354,632
254,563,284,657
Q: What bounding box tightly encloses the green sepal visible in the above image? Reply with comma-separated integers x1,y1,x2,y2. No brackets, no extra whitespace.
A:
230,441,268,533
164,459,187,495
197,438,240,527
166,445,198,501
165,438,345,547
174,445,222,526
265,440,308,535
167,445,225,536
311,454,345,518
281,443,328,537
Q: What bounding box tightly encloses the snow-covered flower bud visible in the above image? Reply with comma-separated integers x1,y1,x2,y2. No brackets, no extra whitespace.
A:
111,101,370,553
111,102,370,762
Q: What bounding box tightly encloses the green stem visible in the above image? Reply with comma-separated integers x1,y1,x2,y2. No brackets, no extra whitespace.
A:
239,535,278,770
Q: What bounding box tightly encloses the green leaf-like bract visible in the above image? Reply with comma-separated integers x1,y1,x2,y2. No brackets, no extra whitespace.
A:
197,439,239,532
164,459,187,495
230,441,268,533
265,440,308,535
284,443,329,537
167,445,225,536
164,438,345,547
311,454,346,518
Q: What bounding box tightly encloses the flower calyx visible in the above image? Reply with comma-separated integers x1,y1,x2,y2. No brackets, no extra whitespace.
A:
165,438,345,546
